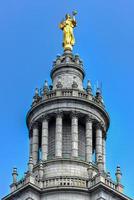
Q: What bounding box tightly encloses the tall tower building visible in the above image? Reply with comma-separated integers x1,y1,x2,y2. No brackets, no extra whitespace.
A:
3,13,132,200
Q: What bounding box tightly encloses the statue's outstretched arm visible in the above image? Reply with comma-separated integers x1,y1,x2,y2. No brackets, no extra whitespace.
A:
72,19,77,27
59,22,65,30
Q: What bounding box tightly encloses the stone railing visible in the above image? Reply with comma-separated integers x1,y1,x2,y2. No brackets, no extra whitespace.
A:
62,90,73,97
43,176,87,188
32,89,104,107
88,174,123,192
104,177,116,189
10,174,35,192
11,173,123,193
45,90,56,99
32,88,105,109
10,175,87,192
78,91,88,99
45,89,87,99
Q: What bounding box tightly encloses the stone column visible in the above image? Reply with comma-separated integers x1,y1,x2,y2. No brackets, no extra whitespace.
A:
55,112,63,157
32,122,39,165
42,116,49,161
71,113,78,158
102,137,106,171
29,133,32,157
86,117,93,162
95,123,103,164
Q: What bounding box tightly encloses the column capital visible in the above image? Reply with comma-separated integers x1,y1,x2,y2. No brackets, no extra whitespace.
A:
96,121,106,132
86,114,94,123
41,114,50,121
70,111,79,118
32,121,39,129
96,122,102,130
56,111,63,118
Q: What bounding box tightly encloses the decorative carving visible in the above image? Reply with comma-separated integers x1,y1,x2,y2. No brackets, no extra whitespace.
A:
40,114,50,122
56,76,63,89
115,166,122,184
56,54,61,65
28,156,33,174
107,172,111,179
70,111,80,119
72,81,78,89
72,76,78,88
95,87,104,106
96,121,106,132
65,56,71,63
32,121,39,129
32,88,41,106
74,54,80,64
87,80,92,94
43,80,49,94
39,160,44,180
97,155,104,173
86,114,94,122
56,111,63,118
56,81,63,89
12,168,18,184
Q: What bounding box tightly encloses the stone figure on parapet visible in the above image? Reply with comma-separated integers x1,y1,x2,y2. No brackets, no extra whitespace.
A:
59,11,77,51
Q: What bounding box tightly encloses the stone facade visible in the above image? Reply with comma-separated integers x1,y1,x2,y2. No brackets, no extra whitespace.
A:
2,49,132,200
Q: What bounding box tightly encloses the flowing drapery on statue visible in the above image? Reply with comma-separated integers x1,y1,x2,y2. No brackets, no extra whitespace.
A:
59,12,77,51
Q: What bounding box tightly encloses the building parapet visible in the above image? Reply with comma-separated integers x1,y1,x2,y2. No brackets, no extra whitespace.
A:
88,174,124,192
10,172,123,194
32,88,104,108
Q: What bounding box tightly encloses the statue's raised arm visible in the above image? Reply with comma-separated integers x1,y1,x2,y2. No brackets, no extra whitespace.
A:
59,11,77,51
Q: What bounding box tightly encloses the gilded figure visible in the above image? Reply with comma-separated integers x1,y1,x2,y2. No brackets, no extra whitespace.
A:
59,11,77,51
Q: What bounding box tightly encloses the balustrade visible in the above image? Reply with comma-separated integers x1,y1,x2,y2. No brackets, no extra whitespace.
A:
43,177,87,188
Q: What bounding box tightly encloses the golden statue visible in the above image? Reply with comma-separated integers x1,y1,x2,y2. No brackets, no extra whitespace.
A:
59,11,77,51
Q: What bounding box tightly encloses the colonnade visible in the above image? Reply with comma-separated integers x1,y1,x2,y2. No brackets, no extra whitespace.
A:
29,112,106,170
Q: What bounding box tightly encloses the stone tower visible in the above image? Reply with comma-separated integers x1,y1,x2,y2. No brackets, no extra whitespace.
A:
3,14,132,200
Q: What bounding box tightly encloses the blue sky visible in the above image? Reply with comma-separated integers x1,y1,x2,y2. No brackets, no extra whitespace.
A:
0,0,134,198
